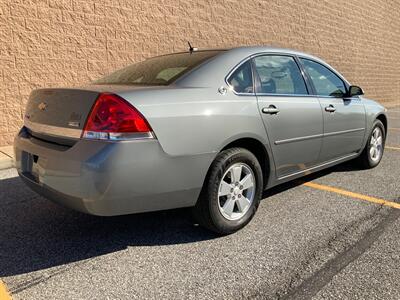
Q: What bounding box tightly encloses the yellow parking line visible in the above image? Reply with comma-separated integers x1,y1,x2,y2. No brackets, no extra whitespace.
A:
389,128,400,131
0,280,11,300
303,181,400,209
386,146,400,150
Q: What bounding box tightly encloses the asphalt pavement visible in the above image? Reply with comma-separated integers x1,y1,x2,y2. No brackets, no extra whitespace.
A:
0,108,399,300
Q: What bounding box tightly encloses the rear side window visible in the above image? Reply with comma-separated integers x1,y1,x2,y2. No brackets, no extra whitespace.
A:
300,58,346,97
94,51,223,86
227,60,254,94
253,55,308,95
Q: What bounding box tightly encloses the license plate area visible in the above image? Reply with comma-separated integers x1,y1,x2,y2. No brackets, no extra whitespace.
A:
21,151,40,183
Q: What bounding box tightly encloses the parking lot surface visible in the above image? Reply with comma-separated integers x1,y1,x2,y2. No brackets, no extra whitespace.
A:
0,108,399,299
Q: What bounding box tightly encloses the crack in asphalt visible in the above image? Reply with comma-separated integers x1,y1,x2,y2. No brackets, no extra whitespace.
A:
9,246,131,295
248,201,398,300
9,258,90,295
280,204,400,300
10,268,71,294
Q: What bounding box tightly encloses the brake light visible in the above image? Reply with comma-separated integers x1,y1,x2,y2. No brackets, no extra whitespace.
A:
82,93,154,140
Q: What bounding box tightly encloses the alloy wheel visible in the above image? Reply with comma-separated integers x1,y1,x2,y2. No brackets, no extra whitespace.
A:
369,127,383,162
217,163,256,221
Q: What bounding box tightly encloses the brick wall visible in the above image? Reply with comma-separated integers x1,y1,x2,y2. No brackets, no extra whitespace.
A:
0,0,399,145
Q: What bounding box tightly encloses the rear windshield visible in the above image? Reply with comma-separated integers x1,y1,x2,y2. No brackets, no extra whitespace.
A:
93,50,223,86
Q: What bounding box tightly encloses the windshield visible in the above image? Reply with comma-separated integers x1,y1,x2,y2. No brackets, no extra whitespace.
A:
93,50,223,86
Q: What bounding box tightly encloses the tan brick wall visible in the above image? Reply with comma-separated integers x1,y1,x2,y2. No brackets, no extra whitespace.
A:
0,0,399,145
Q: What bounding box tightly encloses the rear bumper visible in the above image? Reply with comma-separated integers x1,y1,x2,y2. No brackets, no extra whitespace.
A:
14,128,213,216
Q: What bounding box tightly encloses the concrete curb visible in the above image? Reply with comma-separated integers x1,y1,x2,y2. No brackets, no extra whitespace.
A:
0,146,14,171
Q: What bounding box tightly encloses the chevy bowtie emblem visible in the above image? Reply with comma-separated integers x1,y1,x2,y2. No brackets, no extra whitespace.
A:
38,102,47,111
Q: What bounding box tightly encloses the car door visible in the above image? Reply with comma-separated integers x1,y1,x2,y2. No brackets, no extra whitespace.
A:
299,58,366,162
253,54,323,178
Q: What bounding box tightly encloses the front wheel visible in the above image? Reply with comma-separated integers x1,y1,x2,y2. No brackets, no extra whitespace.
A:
192,147,263,235
357,119,386,169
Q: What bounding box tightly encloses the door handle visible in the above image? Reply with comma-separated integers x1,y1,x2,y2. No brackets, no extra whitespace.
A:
325,105,336,113
262,105,279,114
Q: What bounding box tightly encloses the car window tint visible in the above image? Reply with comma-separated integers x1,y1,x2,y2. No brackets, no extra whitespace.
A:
227,60,254,94
253,55,308,95
300,58,346,96
94,51,223,86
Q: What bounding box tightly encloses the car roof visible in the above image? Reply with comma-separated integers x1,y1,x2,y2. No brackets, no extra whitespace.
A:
166,46,322,61
226,46,319,59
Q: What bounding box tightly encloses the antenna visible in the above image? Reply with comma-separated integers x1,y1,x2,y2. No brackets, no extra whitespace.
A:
188,41,198,53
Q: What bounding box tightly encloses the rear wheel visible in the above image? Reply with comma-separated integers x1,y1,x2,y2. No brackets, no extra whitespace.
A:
357,120,385,169
193,147,263,235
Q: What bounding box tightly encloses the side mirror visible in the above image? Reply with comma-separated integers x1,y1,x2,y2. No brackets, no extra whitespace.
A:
348,85,364,97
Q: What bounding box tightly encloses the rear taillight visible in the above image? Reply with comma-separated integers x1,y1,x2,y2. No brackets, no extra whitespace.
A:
82,93,154,141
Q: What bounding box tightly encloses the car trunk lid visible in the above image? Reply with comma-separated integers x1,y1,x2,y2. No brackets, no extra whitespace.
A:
24,88,100,144
25,88,100,130
24,85,160,145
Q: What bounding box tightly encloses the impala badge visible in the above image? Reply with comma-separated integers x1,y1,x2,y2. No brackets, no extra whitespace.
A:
68,121,80,127
68,112,82,127
38,102,47,111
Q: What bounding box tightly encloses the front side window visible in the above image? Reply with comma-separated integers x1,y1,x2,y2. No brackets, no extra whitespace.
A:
300,58,346,97
253,55,308,95
94,50,223,86
227,60,254,94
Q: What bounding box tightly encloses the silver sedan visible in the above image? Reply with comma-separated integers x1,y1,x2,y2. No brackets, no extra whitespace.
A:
14,46,387,234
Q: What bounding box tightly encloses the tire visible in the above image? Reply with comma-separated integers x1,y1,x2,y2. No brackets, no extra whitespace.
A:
193,147,263,235
357,119,386,169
